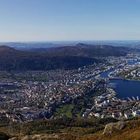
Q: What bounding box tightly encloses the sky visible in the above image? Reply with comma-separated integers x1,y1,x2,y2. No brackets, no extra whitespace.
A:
0,0,140,41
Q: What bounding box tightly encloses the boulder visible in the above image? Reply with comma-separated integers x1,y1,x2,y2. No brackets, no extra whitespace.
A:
20,134,59,140
103,121,125,135
9,137,18,140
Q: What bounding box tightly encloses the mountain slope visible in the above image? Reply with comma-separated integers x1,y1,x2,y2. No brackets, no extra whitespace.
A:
0,45,99,71
1,117,140,140
0,44,131,71
29,43,130,57
79,118,140,140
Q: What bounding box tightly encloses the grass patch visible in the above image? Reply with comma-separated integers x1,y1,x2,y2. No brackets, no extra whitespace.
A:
54,104,74,118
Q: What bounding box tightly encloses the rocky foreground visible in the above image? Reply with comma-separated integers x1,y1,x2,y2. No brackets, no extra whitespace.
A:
0,117,139,140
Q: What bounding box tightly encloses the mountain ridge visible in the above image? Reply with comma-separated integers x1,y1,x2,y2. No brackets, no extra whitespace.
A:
0,44,132,71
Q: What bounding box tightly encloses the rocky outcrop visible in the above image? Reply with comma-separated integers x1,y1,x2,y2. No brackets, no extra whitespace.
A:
9,137,18,140
9,133,77,140
103,121,125,135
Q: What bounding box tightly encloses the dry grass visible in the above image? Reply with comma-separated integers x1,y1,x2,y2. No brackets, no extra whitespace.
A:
1,118,140,140
78,119,140,140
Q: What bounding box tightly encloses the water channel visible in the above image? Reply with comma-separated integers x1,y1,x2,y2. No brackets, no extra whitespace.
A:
100,60,140,99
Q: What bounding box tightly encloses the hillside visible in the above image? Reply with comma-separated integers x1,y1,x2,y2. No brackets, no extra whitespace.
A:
0,45,99,71
79,118,140,140
0,45,16,52
0,118,140,140
0,44,131,71
28,43,130,57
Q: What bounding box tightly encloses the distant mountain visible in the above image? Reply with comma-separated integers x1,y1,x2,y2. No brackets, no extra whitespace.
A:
0,42,60,50
0,45,98,71
0,45,16,53
30,43,130,57
0,44,132,71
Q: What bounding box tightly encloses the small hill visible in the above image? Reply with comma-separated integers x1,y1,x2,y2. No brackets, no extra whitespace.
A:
0,45,16,53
